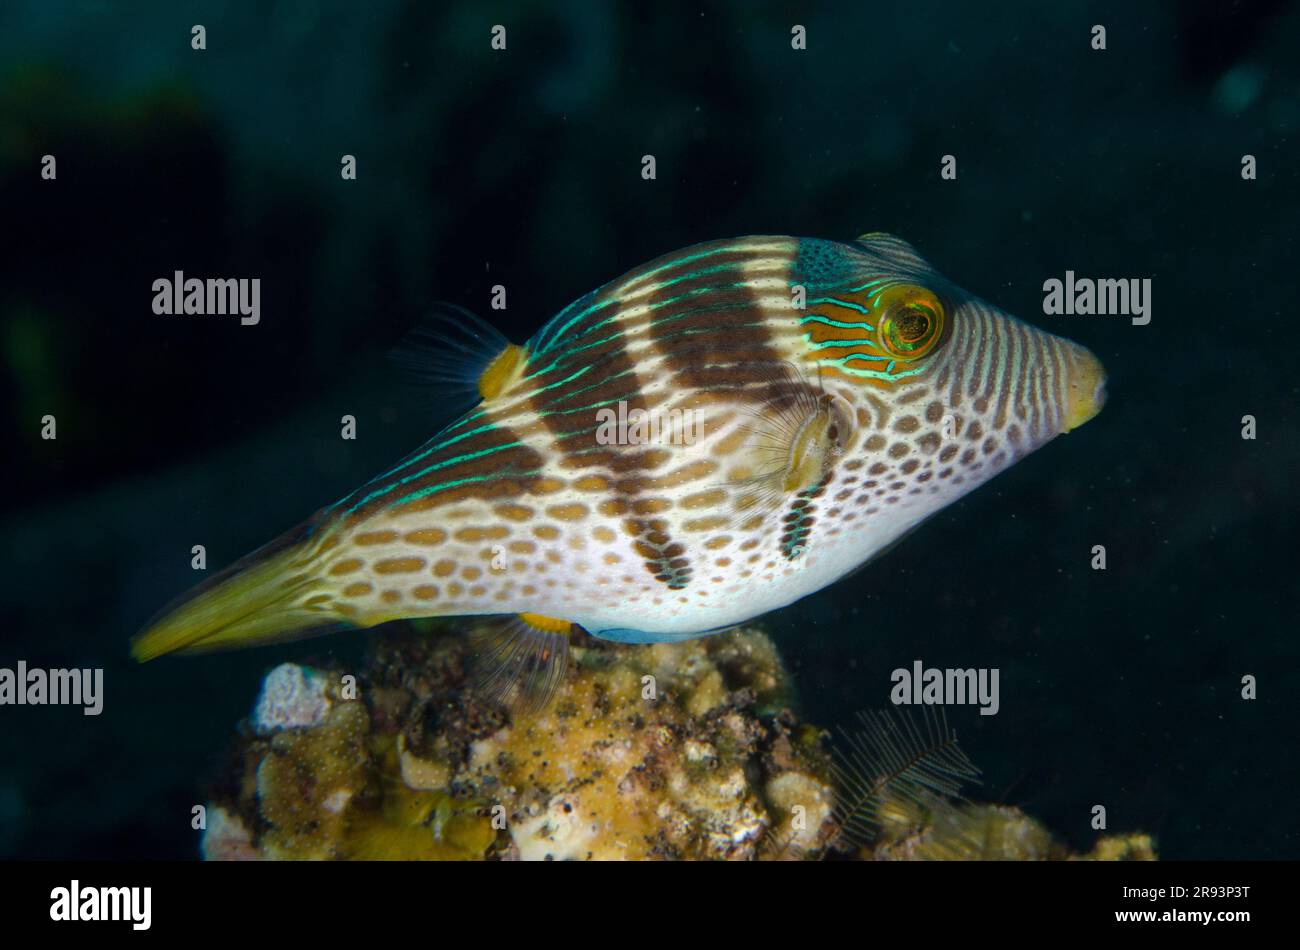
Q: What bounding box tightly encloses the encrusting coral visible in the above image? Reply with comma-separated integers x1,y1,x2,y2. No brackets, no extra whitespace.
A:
201,622,837,860
199,621,1156,861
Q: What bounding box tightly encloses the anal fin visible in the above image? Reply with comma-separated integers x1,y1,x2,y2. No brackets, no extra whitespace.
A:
469,613,573,714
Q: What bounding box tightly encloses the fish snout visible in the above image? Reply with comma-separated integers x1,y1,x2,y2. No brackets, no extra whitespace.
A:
1061,342,1107,432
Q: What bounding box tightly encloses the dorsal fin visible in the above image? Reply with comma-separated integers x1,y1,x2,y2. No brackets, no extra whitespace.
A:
854,232,931,270
389,303,523,409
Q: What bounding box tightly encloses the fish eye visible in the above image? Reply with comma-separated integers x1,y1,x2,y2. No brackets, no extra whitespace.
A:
876,285,945,360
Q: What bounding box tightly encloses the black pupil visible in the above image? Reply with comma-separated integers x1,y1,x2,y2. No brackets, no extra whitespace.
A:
896,308,931,343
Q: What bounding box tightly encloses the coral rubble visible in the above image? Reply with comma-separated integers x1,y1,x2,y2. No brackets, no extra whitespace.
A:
199,621,1155,861
201,622,836,860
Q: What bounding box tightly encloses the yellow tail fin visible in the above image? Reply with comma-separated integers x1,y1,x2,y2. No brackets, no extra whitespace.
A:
132,523,344,661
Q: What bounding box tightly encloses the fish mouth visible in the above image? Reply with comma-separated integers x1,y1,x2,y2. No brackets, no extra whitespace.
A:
1062,343,1107,432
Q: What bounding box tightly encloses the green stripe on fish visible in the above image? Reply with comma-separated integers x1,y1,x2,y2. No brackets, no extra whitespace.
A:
133,234,1107,715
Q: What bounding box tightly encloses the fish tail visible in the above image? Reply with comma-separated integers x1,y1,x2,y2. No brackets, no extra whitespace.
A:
131,520,346,661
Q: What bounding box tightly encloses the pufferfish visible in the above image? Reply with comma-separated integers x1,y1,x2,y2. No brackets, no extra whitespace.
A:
134,233,1106,706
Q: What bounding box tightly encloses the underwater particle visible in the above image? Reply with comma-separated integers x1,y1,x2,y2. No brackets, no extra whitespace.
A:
252,663,332,734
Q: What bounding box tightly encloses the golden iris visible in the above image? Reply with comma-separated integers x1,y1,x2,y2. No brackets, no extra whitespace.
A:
875,284,945,359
